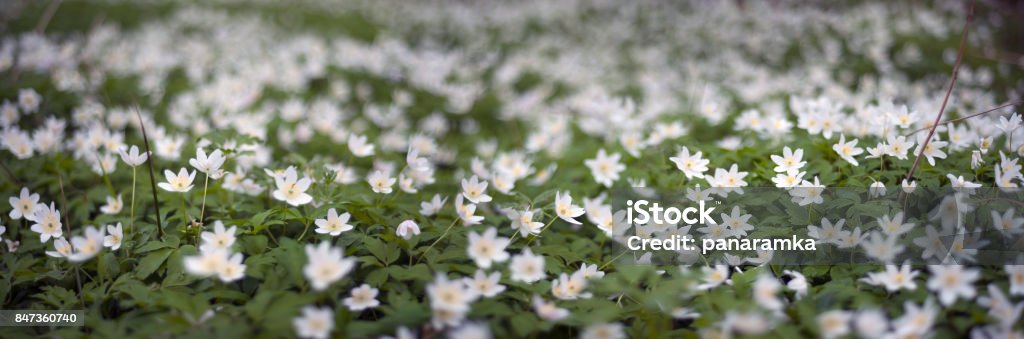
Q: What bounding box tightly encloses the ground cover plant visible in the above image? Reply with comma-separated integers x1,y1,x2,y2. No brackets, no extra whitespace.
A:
0,0,1023,338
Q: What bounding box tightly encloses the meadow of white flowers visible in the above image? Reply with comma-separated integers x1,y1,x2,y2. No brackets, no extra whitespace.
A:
1,0,1023,338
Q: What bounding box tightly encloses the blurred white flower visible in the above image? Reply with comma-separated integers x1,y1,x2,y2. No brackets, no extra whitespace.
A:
100,194,123,215
464,269,505,298
927,265,979,306
303,242,356,291
367,170,396,194
467,227,509,269
509,248,545,283
200,221,237,251
343,284,380,311
68,225,105,262
347,134,374,157
293,306,334,339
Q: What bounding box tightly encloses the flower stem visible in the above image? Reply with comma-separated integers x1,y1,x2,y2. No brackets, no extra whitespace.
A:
199,173,209,226
128,167,137,257
297,206,312,242
416,218,458,265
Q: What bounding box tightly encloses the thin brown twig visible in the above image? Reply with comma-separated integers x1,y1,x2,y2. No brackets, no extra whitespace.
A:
905,0,976,182
34,0,63,34
905,101,1020,136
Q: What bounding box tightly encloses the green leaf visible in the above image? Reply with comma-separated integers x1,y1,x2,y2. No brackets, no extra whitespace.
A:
136,248,175,279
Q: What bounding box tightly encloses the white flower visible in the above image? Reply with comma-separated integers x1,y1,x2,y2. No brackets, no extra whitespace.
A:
68,225,105,262
878,212,914,236
894,299,938,335
118,145,149,167
4,239,18,253
395,219,420,240
832,134,863,166
861,264,918,292
927,265,979,306
707,164,749,195
532,295,569,321
998,113,1022,135
902,179,917,193
29,202,62,243
159,168,197,192
455,195,484,226
869,181,886,198
100,194,123,215
854,310,888,338
103,223,123,251
807,218,846,245
46,237,72,258
314,208,353,236
508,209,544,237
464,269,505,298
669,146,710,179
428,273,478,312
554,191,585,225
817,311,851,339
783,270,808,298
1006,265,1024,296
200,221,237,251
467,227,510,269
860,232,903,263
584,149,625,187
367,170,396,194
720,206,753,237
448,322,491,339
189,148,226,175
509,248,546,283
696,265,731,290
419,194,446,216
9,187,40,220
886,135,914,160
772,169,806,188
343,284,380,311
303,242,356,291
580,323,625,339
753,274,783,311
770,147,806,173
272,166,313,206
18,88,40,113
461,175,492,204
185,248,229,277
293,306,334,339
946,173,982,195
551,271,590,300
347,134,374,157
217,252,246,282
913,135,948,166
406,146,430,172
